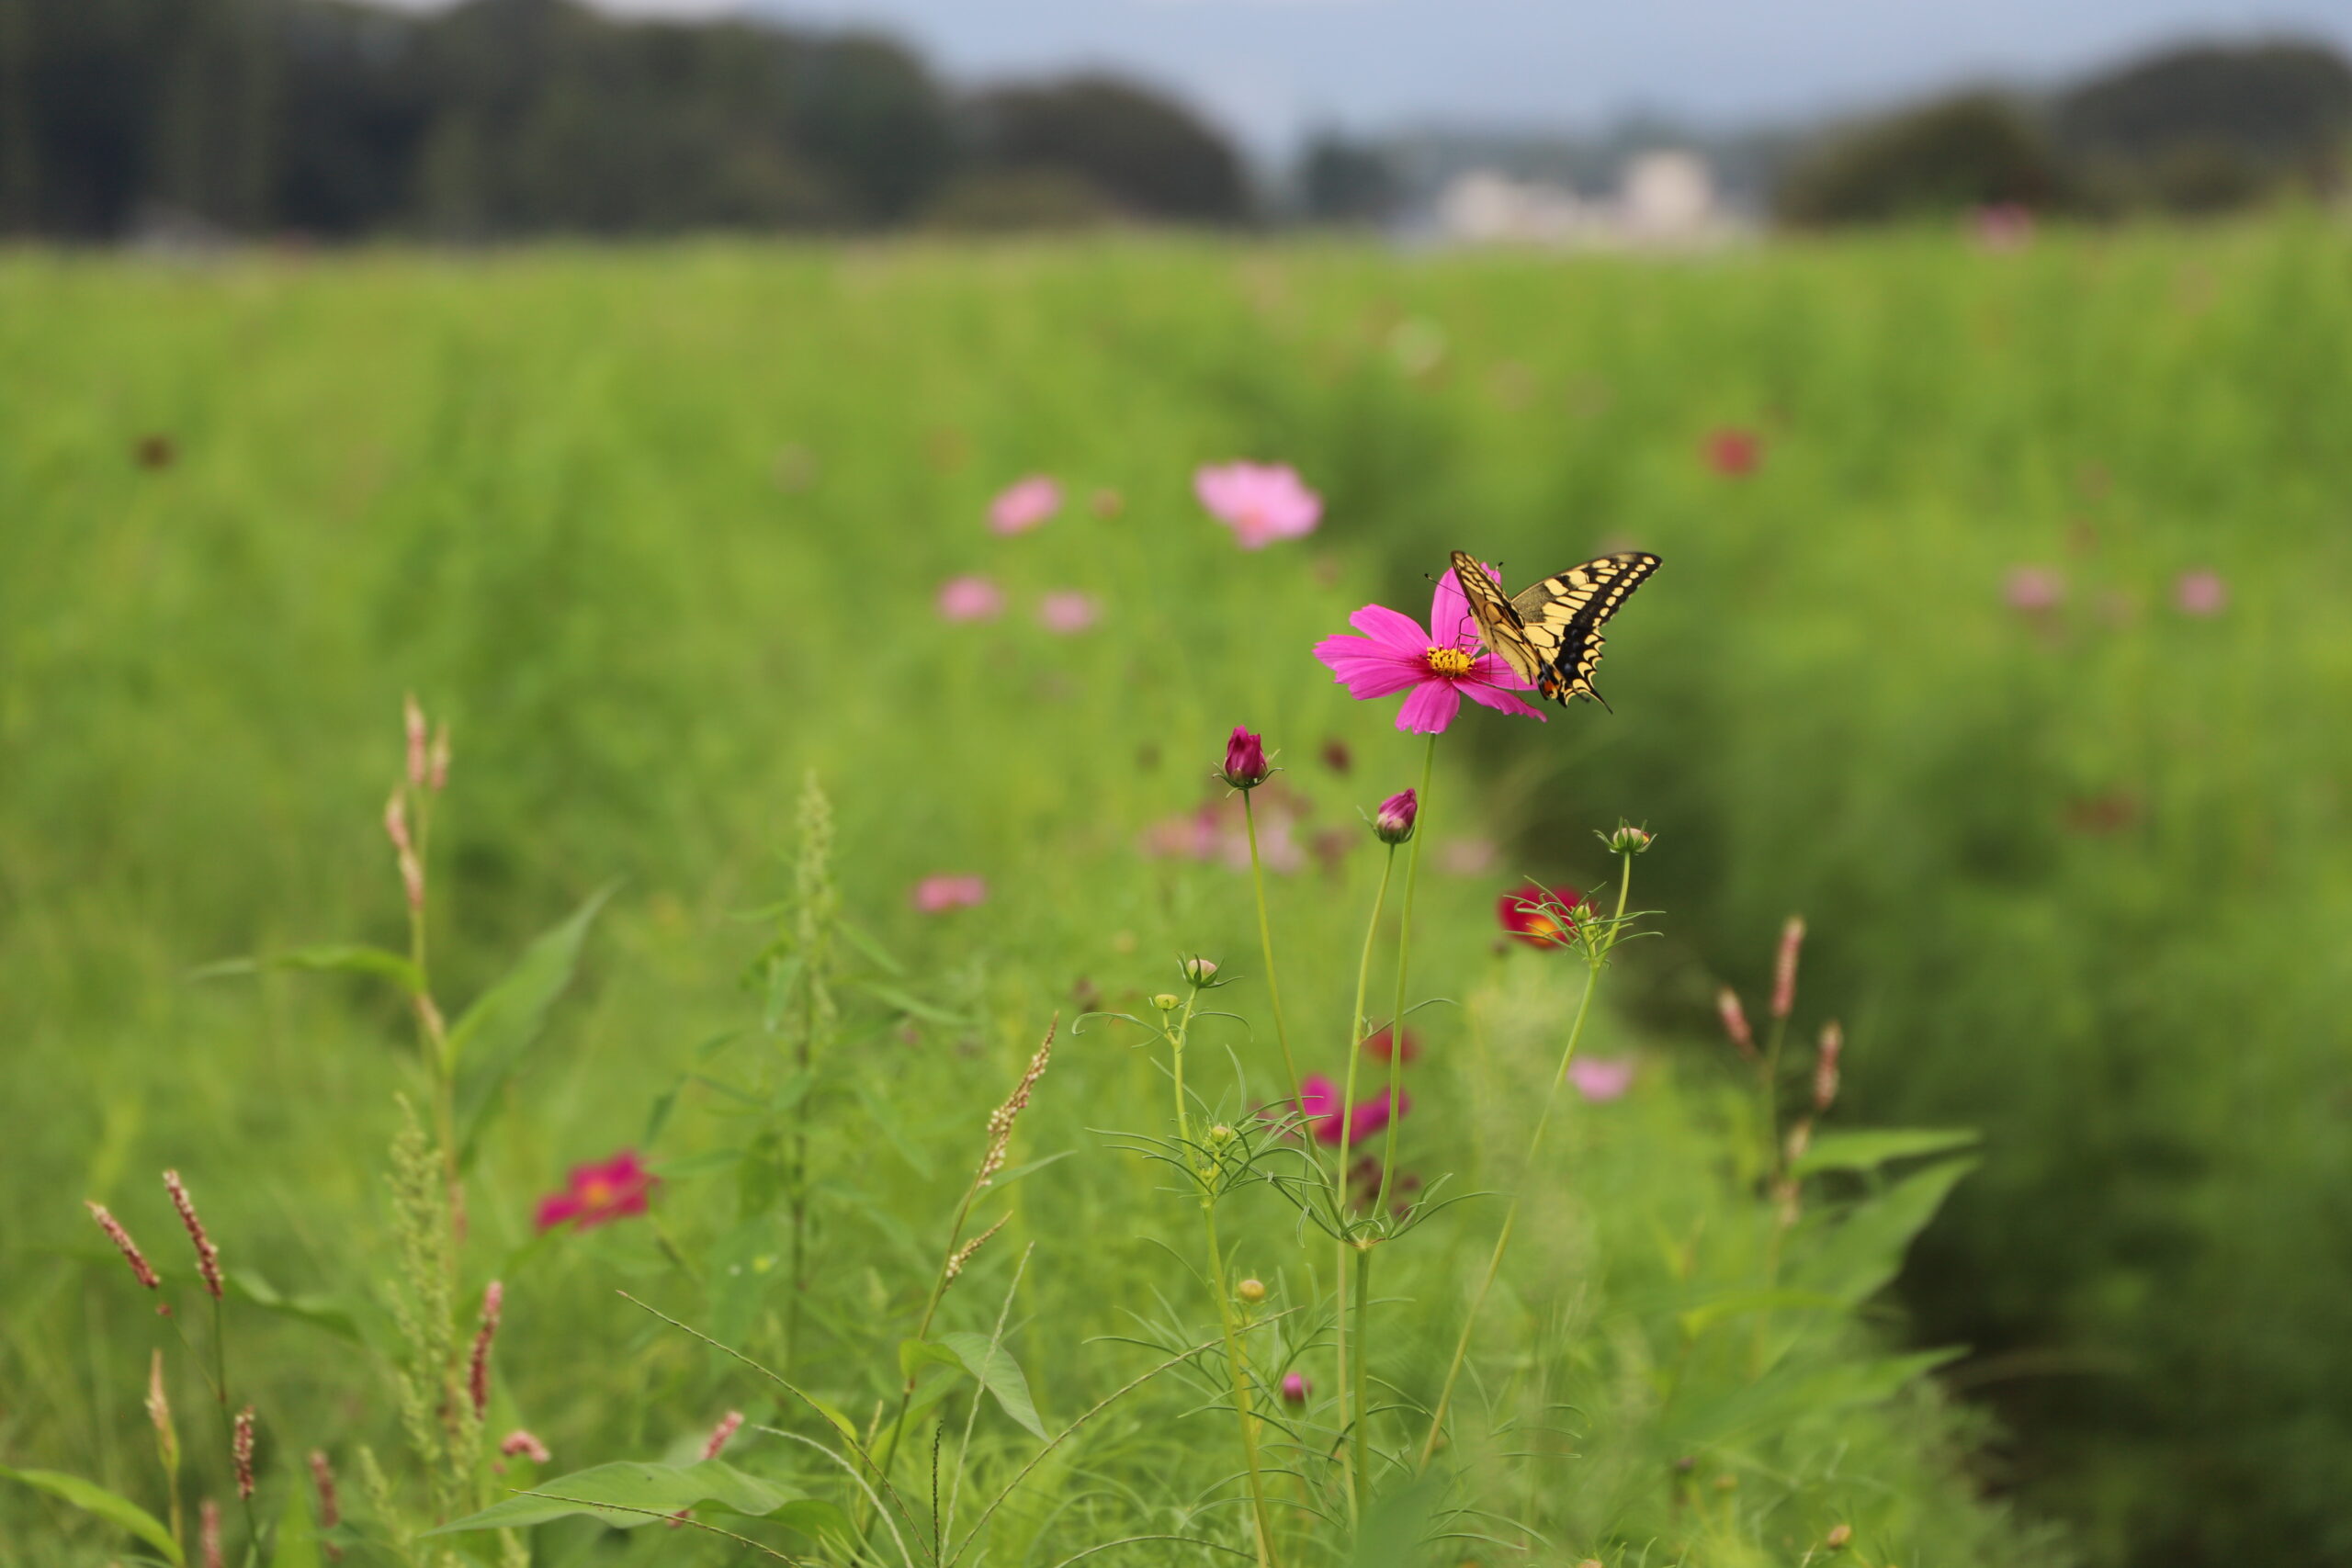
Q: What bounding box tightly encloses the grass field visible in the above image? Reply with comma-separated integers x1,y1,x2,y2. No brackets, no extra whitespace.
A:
1,221,2346,1566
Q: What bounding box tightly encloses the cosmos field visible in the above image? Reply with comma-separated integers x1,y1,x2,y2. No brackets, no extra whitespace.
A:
2,220,2348,1566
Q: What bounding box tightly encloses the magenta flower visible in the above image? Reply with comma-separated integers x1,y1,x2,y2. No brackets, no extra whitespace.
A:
989,476,1062,536
1296,1074,1409,1147
1568,1056,1635,1102
2175,570,2227,617
1314,565,1542,734
1221,727,1272,790
535,1151,657,1232
1194,461,1322,549
1281,1371,1310,1406
1373,788,1418,844
2005,567,2064,614
936,575,1005,623
1036,590,1101,635
911,874,988,912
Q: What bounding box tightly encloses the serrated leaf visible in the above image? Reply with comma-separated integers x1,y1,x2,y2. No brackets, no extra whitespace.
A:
1790,1156,1977,1304
1792,1127,1980,1178
452,885,616,1157
0,1466,183,1564
427,1459,802,1534
939,1330,1049,1441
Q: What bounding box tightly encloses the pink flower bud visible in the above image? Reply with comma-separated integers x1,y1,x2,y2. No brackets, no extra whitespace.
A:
428,722,451,792
162,1170,223,1300
1715,987,1756,1061
1373,788,1417,845
1281,1371,1310,1407
1221,727,1272,790
86,1201,161,1291
403,694,428,787
1771,916,1805,1021
1814,1020,1843,1112
232,1405,256,1500
468,1280,503,1418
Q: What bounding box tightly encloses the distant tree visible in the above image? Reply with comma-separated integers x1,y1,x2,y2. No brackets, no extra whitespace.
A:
1297,131,1399,225
787,31,954,222
1776,92,2070,225
967,73,1250,223
2053,39,2352,211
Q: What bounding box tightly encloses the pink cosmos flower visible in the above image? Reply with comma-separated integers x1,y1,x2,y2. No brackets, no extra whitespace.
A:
535,1151,657,1232
911,874,988,912
1194,462,1322,549
1705,428,1762,477
1313,565,1543,734
1141,794,1305,874
1036,591,1101,635
1568,1056,1635,1102
936,575,1005,623
2005,567,2064,614
1970,203,2035,251
1296,1074,1409,1147
2175,570,2227,617
989,476,1062,536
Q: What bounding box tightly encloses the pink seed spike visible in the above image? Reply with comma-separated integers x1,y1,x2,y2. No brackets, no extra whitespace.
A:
428,722,452,793
468,1280,503,1418
1771,916,1806,1021
701,1409,746,1461
86,1201,161,1290
1814,1021,1844,1113
162,1170,223,1300
232,1405,256,1500
1715,987,1756,1061
403,694,428,787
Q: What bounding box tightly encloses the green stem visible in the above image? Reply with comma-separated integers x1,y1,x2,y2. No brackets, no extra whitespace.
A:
1242,793,1303,1116
1350,1242,1372,1507
1332,842,1397,1523
1415,851,1635,1474
1374,734,1437,1214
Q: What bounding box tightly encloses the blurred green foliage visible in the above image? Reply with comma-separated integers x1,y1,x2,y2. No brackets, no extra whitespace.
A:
0,222,2339,1563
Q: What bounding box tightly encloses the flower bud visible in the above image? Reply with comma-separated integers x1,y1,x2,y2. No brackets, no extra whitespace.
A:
1236,1277,1266,1303
1603,821,1654,855
1715,987,1756,1061
1207,1123,1235,1145
403,694,428,788
1280,1371,1310,1407
1813,1020,1844,1112
1150,993,1182,1012
1771,915,1806,1021
1373,788,1418,845
1825,1523,1853,1550
1220,727,1272,791
1182,955,1219,987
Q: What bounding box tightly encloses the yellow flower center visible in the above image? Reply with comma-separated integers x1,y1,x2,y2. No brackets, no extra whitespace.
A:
1424,646,1475,677
582,1179,615,1209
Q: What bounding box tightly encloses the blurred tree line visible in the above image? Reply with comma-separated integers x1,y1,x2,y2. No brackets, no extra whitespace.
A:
0,0,1250,238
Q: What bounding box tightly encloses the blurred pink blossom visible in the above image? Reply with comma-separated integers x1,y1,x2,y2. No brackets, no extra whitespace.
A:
1438,837,1498,876
989,476,1062,535
499,1430,551,1464
1142,795,1305,874
1037,590,1101,635
2005,566,2065,614
2175,570,2227,617
1568,1056,1635,1102
936,575,1005,623
1296,1074,1409,1147
911,874,988,912
1194,461,1323,549
1281,1371,1310,1406
536,1152,657,1232
1970,203,2035,251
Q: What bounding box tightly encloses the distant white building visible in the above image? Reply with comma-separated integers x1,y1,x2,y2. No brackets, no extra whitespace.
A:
1429,149,1744,250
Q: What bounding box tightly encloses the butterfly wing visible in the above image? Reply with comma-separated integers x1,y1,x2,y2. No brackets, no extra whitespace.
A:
1507,551,1662,707
1448,550,1546,685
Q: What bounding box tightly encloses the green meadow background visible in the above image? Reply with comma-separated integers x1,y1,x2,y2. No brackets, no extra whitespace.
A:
1,220,2346,1565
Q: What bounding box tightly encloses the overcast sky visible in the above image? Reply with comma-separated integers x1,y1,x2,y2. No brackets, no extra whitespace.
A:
522,0,2352,153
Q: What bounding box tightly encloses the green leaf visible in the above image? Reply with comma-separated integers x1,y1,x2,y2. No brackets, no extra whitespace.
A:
270,1482,322,1568
650,1148,743,1179
976,1150,1074,1196
230,1269,368,1346
189,944,424,995
1675,1287,1849,1340
1665,1347,1965,1447
939,1330,1049,1441
1790,1156,1978,1305
1792,1127,1980,1178
899,1337,964,1382
428,1459,803,1534
832,918,906,977
451,885,616,1157
850,977,967,1027
852,1077,933,1179
0,1466,184,1564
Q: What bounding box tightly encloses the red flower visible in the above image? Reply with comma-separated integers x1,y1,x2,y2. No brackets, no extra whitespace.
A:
1296,1075,1409,1146
535,1151,657,1232
1221,727,1272,790
1498,881,1581,948
1704,427,1761,477
1363,1025,1420,1064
